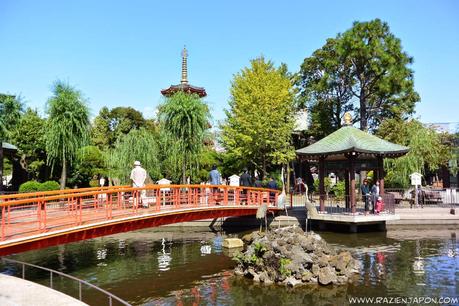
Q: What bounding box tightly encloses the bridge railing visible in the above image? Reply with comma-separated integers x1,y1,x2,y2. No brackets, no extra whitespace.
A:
0,185,279,242
1,257,131,306
0,185,130,201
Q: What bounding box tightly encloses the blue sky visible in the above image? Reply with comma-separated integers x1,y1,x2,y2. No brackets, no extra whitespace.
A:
1,0,458,128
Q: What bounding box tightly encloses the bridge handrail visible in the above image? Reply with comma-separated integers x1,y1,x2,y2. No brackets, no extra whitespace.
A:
0,184,279,208
0,185,130,201
1,257,131,306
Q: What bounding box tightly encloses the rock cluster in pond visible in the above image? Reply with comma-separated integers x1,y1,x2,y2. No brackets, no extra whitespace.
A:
233,226,360,286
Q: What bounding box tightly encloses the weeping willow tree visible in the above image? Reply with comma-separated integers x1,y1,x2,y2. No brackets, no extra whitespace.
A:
158,92,210,184
377,119,451,187
45,81,90,189
107,128,161,184
156,128,183,183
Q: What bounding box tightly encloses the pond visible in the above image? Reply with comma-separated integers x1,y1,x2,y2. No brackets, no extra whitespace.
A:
2,226,459,305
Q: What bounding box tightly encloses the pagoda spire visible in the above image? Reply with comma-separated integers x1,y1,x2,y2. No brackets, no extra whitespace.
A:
181,46,188,84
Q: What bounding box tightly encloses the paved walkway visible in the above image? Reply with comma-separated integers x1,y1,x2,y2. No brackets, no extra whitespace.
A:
389,207,459,225
0,274,87,306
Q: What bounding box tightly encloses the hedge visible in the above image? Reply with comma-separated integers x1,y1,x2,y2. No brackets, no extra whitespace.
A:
19,181,60,193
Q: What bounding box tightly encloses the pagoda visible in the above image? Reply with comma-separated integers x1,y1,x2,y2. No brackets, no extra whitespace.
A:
161,47,207,98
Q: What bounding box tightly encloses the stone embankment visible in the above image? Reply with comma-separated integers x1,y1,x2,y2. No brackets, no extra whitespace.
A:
233,226,360,286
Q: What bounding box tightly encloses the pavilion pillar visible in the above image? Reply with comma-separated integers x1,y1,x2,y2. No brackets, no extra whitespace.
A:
377,156,385,195
349,155,356,214
319,156,325,212
344,169,350,209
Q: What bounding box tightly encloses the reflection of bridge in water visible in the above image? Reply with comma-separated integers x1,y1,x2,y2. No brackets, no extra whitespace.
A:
0,185,281,255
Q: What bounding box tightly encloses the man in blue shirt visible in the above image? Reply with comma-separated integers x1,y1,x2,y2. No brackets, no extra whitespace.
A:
209,165,221,185
209,165,221,204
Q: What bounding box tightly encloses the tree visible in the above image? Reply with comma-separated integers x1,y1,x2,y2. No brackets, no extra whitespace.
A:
341,19,420,131
11,108,47,180
108,128,161,184
45,81,90,189
158,91,210,183
221,57,296,176
299,19,419,133
69,146,107,187
91,106,147,149
0,94,23,191
298,39,354,139
377,118,451,187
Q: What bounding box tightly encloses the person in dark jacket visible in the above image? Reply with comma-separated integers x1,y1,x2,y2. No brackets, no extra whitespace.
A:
267,176,278,203
239,168,252,203
253,176,263,188
361,179,370,215
240,168,252,187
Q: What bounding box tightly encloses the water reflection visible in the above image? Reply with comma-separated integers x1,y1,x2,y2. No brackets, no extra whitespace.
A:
1,228,458,305
158,238,172,271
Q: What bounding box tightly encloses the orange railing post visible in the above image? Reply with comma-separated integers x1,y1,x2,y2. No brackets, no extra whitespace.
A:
1,205,5,241
223,187,228,206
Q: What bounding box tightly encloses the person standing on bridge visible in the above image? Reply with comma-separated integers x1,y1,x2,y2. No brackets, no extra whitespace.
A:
209,165,221,204
239,168,252,204
131,161,147,208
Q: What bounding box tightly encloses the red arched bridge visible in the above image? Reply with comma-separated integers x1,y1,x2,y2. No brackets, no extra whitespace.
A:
0,185,281,255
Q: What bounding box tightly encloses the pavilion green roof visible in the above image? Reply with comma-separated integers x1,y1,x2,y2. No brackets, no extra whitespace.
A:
296,126,409,159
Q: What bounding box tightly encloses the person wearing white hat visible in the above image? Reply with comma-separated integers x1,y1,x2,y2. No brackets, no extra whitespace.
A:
130,161,148,208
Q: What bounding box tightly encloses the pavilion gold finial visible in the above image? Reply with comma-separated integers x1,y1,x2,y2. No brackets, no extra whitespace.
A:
181,46,188,84
343,112,352,126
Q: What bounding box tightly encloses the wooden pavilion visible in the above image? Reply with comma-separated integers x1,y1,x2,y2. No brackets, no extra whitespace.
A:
296,113,409,214
0,142,18,192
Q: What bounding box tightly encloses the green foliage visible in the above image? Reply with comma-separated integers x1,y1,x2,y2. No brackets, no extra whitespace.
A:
108,128,161,184
39,181,60,191
377,119,451,187
19,181,41,193
221,57,296,176
279,258,292,277
313,177,333,194
0,94,23,141
19,180,59,192
253,242,267,257
298,38,352,139
299,19,419,134
158,91,210,183
45,80,90,189
332,181,346,200
69,146,106,187
91,106,148,149
11,108,47,179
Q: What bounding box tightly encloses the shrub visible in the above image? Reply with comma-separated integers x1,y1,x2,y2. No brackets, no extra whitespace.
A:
19,181,41,193
89,179,99,188
39,181,60,191
332,181,346,200
19,180,60,193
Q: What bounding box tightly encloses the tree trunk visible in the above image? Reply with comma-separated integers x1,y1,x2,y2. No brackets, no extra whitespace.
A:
60,158,67,190
262,156,267,179
0,144,3,192
359,94,367,131
182,159,187,185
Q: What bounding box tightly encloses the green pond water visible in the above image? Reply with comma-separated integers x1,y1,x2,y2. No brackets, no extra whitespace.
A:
2,227,459,306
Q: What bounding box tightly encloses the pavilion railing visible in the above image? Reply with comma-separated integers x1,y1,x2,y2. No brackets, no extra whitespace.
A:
288,192,396,215
0,185,280,242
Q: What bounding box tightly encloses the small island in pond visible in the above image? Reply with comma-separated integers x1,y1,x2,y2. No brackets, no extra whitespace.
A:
233,226,360,287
